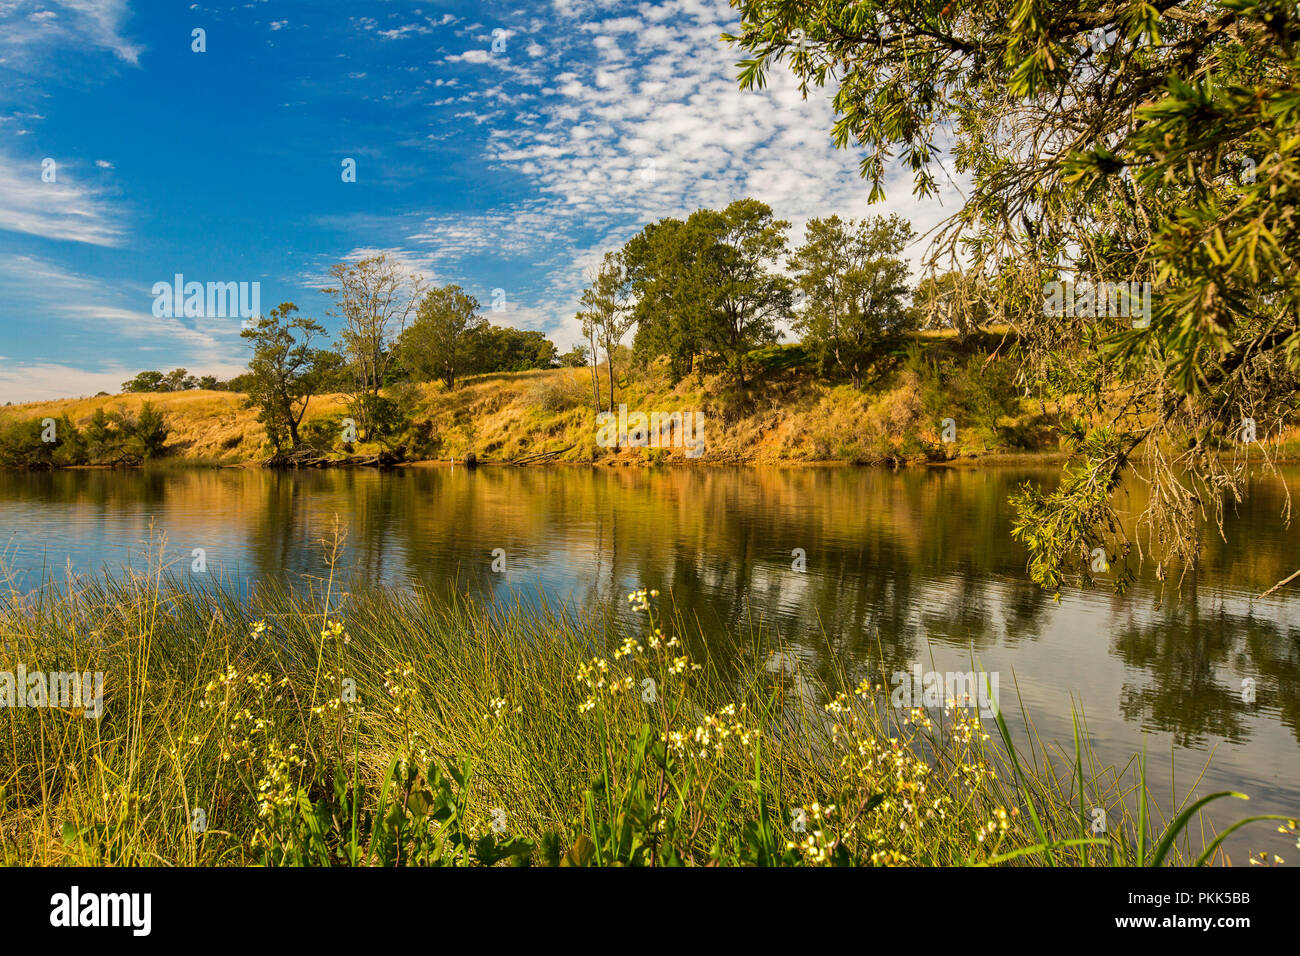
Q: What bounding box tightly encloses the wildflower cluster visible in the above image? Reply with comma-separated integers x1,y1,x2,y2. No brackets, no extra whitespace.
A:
482,696,521,724
974,806,1013,844
573,588,699,714
786,801,837,863
309,666,363,718
196,661,309,847
320,620,351,645
382,664,417,717
254,738,306,820
815,685,986,863
664,703,759,761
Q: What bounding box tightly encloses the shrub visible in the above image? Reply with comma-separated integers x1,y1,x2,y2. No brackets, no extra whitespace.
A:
0,416,86,467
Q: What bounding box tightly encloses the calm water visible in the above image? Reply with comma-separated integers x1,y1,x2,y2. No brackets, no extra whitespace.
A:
2,464,1297,860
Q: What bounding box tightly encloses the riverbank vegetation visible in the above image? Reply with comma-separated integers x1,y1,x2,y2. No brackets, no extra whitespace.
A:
2,557,1293,866
0,326,1066,468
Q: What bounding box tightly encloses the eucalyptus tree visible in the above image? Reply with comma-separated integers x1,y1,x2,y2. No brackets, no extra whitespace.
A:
789,213,915,388
577,250,635,415
323,254,425,441
399,284,484,389
241,302,333,451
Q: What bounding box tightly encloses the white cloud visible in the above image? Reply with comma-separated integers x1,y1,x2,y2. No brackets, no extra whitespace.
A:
435,0,967,344
0,146,125,246
0,255,239,384
0,0,142,68
378,22,432,40
0,362,131,404
445,49,492,64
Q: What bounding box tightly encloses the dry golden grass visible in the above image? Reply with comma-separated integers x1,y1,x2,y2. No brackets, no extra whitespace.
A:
0,389,347,464
9,347,1291,466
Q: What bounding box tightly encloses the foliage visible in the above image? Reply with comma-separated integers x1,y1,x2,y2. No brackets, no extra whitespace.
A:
398,285,485,389
789,213,915,388
0,404,169,467
628,198,791,392
625,216,707,382
726,0,1300,593
121,368,207,393
466,324,560,374
559,344,590,367
241,302,335,452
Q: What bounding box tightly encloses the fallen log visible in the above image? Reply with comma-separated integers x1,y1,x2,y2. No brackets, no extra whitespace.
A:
263,447,401,469
510,444,574,465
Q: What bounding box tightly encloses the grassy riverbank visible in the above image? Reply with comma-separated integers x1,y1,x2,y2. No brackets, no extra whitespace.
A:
0,331,1059,467
1,560,1293,866
8,328,1300,469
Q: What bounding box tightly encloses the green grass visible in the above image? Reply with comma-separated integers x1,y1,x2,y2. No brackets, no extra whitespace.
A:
0,554,1294,866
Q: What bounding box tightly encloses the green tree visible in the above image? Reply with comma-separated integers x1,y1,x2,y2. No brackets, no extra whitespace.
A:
323,254,425,441
692,199,791,393
121,370,165,393
0,416,85,467
466,325,560,373
559,344,590,367
131,402,170,459
399,284,484,389
626,200,791,392
727,0,1300,595
625,217,705,382
577,251,635,415
241,302,332,452
85,408,124,460
162,368,197,391
789,214,914,388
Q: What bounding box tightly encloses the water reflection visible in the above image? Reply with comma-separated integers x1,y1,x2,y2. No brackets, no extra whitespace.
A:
1,463,1297,855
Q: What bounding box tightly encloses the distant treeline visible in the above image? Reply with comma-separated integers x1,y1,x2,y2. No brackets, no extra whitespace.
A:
120,321,584,396
16,198,993,464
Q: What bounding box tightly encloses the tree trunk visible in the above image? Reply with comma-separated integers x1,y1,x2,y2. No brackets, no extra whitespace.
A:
604,343,614,414
605,344,618,449
588,329,601,413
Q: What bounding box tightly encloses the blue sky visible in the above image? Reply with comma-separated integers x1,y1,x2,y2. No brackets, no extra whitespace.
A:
0,0,962,402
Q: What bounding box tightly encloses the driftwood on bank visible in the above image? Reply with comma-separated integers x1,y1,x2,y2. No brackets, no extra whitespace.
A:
263,447,401,469
509,444,574,465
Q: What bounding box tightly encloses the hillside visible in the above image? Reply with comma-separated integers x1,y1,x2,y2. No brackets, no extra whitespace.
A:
0,332,1074,467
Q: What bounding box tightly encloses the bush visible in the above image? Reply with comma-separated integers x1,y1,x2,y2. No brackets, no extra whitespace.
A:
301,412,351,452
0,416,86,468
0,405,171,468
132,402,170,459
